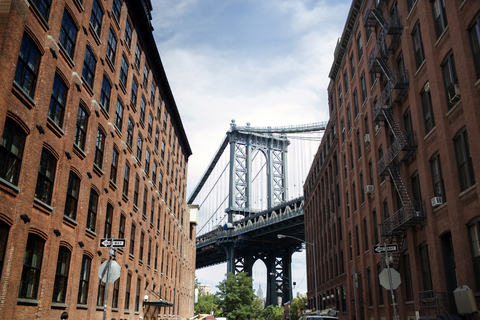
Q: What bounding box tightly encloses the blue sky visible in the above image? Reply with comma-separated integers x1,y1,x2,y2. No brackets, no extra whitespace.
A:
151,0,351,297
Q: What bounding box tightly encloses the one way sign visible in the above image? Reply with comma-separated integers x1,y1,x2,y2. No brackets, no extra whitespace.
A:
100,238,126,248
373,244,398,254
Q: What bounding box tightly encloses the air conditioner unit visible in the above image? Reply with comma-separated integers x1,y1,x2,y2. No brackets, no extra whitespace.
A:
448,84,461,103
424,82,430,92
431,197,443,207
364,134,370,144
375,124,381,132
365,185,374,194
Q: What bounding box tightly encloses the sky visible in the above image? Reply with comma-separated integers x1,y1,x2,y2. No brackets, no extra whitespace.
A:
150,0,351,297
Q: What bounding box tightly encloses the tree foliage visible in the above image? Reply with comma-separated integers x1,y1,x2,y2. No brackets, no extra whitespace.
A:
262,304,284,320
194,290,222,317
289,296,308,320
215,272,263,320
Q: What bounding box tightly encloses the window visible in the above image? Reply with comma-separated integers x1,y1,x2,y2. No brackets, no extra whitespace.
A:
403,250,414,301
104,204,113,238
14,34,41,98
133,175,139,207
0,118,26,185
30,0,51,21
110,147,119,184
363,217,368,251
90,0,103,36
344,69,348,93
118,214,126,240
125,273,132,310
112,0,121,22
454,127,475,191
59,10,77,58
140,97,146,123
75,105,89,151
419,242,433,291
94,128,106,169
347,104,351,130
142,187,148,218
145,149,150,175
64,171,80,220
112,279,120,309
432,0,448,39
158,171,163,194
87,189,98,231
357,33,363,60
0,222,9,279
147,238,152,266
143,65,149,87
468,217,480,291
134,45,141,69
155,127,160,150
136,133,143,161
114,99,124,131
350,54,355,76
348,231,352,260
349,143,354,170
131,78,138,106
412,22,426,69
352,182,357,211
148,113,153,137
82,46,96,88
411,170,422,210
123,163,130,196
52,246,71,303
100,76,112,112
404,108,413,134
357,130,361,160
106,29,117,63
338,84,343,106
135,277,141,311
397,52,405,82
373,209,378,244
469,15,480,80
341,117,345,142
19,234,45,299
77,255,91,304
163,111,168,130
441,52,458,110
97,281,106,306
353,88,359,117
119,55,128,87
420,87,435,134
124,19,132,48
383,198,389,220
129,223,136,255
150,83,156,104
35,149,56,205
360,171,364,203
155,244,158,270
430,152,446,201
126,118,134,148
361,71,367,102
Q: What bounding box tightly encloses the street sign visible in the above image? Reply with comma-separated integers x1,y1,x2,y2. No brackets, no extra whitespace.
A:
99,238,126,248
98,260,121,283
373,244,398,254
379,268,401,290
109,247,116,257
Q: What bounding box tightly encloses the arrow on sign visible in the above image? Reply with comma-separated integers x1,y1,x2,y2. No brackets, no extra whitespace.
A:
373,244,398,254
99,238,126,248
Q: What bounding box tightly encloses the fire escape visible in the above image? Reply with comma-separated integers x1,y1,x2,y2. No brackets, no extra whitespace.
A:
364,0,426,269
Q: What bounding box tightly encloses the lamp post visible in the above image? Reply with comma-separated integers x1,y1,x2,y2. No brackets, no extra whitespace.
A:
278,234,318,312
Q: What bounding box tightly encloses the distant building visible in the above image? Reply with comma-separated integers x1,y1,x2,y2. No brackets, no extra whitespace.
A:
198,285,211,295
304,0,480,319
257,284,264,299
0,0,196,319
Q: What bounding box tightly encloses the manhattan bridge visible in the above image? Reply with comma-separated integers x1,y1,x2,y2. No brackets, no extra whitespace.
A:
188,120,327,306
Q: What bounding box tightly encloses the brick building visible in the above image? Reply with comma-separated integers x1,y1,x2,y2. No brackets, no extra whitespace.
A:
0,0,196,319
304,0,480,319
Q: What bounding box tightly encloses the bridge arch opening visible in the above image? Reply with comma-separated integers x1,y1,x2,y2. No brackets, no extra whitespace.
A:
252,258,267,303
250,148,268,212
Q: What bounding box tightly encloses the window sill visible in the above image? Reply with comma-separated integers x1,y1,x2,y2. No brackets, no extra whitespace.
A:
28,2,50,32
46,117,65,138
93,163,105,177
33,197,53,214
96,306,104,311
434,25,449,48
82,78,94,96
406,0,419,21
89,23,102,46
0,177,20,197
106,56,116,73
77,304,89,310
475,78,480,88
446,99,462,118
51,302,67,309
423,126,436,141
12,82,36,109
58,44,75,69
63,215,78,227
109,180,118,191
370,78,378,92
73,143,86,160
73,0,84,12
86,228,97,239
17,298,39,305
414,60,426,77
459,184,476,198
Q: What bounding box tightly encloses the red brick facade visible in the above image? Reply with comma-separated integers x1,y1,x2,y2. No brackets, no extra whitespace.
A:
304,0,480,319
0,0,196,319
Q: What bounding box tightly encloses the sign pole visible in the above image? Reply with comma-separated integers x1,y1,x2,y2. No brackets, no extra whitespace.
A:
384,243,398,320
102,236,114,320
352,265,358,320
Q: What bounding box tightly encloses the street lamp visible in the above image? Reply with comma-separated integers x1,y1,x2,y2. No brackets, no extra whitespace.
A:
278,234,318,312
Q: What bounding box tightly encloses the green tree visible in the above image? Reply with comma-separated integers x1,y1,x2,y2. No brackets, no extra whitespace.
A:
215,272,263,320
290,296,308,320
194,291,222,317
262,304,284,320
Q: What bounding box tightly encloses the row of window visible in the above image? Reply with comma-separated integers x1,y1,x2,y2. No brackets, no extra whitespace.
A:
0,224,184,312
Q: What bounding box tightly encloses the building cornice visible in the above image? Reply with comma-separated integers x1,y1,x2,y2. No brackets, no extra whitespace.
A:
328,0,365,81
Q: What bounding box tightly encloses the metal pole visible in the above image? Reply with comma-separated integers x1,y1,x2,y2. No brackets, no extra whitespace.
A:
102,237,114,320
385,243,398,320
313,242,318,311
353,265,358,320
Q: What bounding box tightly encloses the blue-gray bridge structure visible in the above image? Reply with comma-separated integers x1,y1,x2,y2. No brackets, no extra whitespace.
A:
188,120,327,306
